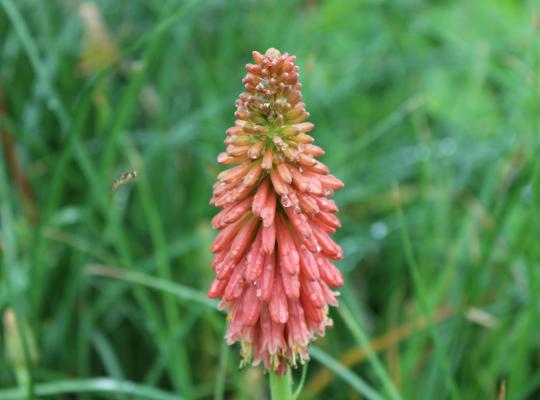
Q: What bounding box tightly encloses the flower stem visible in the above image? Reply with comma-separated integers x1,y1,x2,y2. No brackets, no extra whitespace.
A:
269,368,293,400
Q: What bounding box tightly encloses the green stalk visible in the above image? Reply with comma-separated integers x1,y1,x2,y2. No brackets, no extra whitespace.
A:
269,369,293,400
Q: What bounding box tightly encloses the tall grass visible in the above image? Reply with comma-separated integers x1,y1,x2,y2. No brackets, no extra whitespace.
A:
0,0,539,398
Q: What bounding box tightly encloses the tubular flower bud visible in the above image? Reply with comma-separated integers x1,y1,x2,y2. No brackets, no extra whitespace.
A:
209,48,344,375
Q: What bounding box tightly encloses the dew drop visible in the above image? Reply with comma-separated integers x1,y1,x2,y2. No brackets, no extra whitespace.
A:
324,189,333,196
315,245,322,253
281,195,291,208
298,167,304,172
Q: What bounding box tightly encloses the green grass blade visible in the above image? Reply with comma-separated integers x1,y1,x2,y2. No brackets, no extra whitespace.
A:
86,265,217,309
394,183,461,400
0,0,69,130
92,332,125,382
337,305,402,400
292,363,308,400
0,119,35,400
0,378,181,400
213,329,230,400
310,346,384,400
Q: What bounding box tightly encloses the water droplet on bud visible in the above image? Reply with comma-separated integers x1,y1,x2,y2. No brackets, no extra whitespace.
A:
281,195,291,208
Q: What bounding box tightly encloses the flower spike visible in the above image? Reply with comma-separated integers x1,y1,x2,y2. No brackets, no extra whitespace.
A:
209,48,344,374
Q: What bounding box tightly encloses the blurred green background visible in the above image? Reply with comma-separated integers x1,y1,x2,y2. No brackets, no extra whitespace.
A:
1,0,539,399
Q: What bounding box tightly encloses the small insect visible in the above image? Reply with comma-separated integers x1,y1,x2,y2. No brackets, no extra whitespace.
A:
111,170,138,192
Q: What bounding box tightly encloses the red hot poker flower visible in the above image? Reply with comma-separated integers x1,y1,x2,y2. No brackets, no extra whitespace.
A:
209,48,344,374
